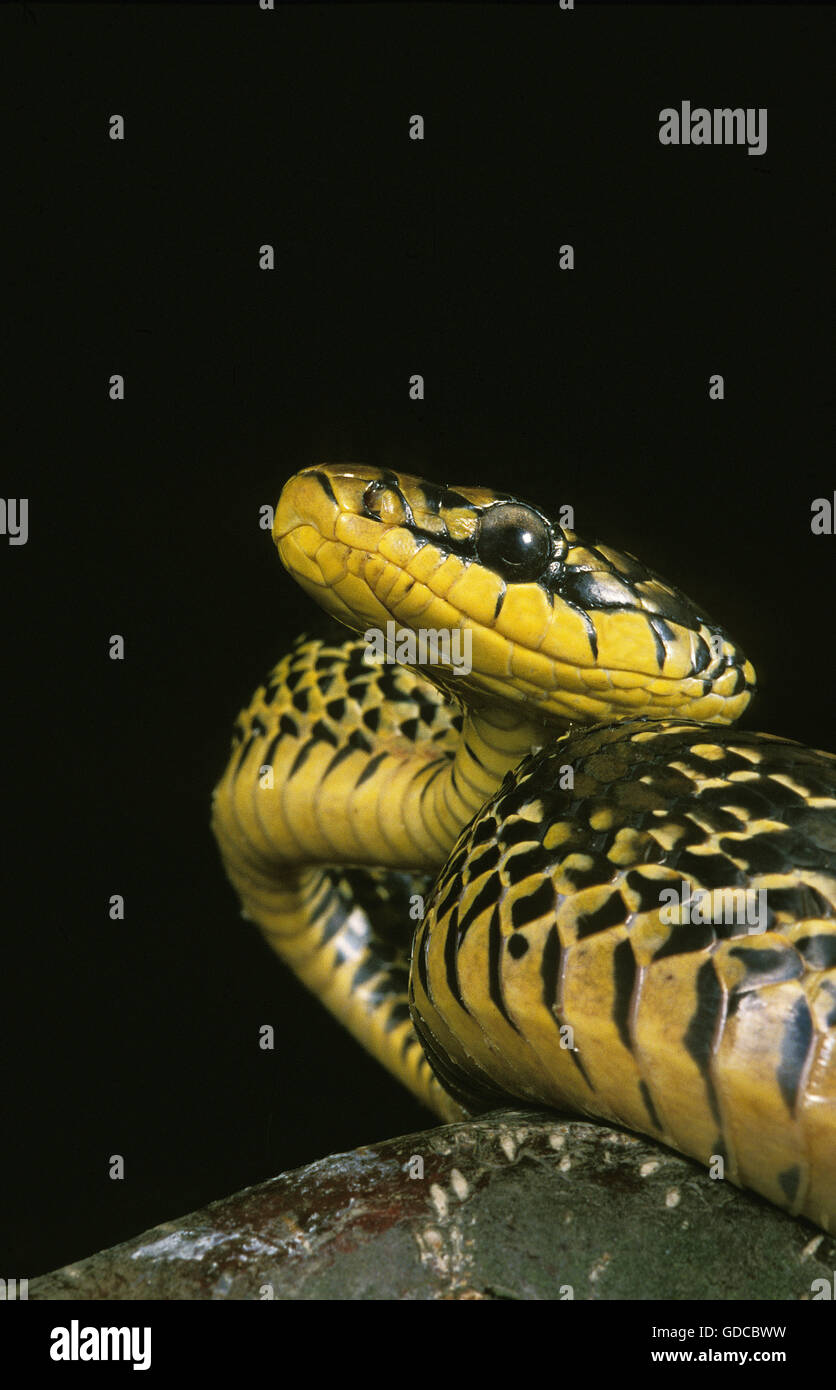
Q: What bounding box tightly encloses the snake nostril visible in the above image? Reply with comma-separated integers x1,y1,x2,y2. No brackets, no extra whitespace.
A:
362,479,388,516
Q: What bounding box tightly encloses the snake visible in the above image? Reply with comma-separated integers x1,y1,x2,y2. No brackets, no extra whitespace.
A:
212,463,836,1232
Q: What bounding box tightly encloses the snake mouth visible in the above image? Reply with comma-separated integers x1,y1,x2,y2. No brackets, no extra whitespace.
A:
273,464,757,726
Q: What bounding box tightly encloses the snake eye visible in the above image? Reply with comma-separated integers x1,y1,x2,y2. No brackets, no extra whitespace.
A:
477,503,552,582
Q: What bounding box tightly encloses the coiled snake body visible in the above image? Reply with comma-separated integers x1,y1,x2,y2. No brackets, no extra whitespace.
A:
213,464,836,1231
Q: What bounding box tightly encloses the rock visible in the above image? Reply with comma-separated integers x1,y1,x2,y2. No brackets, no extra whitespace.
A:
30,1110,835,1300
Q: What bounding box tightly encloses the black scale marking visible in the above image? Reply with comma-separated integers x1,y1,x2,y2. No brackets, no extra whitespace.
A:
540,925,562,1013
471,816,500,848
431,876,464,930
500,818,546,848
720,832,793,876
289,741,315,778
652,921,716,961
457,873,503,938
443,905,467,1011
234,732,256,775
323,744,360,779
726,947,804,1017
503,843,551,885
638,1080,664,1133
463,739,485,768
262,733,281,771
560,852,616,892
309,469,338,503
415,930,432,1002
348,728,372,753
692,635,711,674
510,878,555,929
384,1001,413,1033
778,1165,801,1204
796,933,836,970
377,671,413,701
670,850,747,890
682,959,724,1126
488,906,519,1031
775,996,814,1115
575,890,628,940
319,901,349,946
539,924,595,1089
611,937,637,1050
354,751,388,789
699,784,773,819
442,842,470,885
470,841,501,876
728,945,803,985
648,617,674,671
347,961,383,995
625,869,672,913
687,804,747,834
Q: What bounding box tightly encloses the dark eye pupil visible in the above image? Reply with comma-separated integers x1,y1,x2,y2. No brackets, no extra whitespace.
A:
477,504,551,580
499,527,537,565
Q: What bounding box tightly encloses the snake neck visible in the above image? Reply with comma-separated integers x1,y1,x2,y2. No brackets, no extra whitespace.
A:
213,640,554,888
410,704,553,863
212,698,551,921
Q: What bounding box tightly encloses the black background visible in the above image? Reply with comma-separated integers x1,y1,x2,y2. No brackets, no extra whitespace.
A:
2,1,833,1279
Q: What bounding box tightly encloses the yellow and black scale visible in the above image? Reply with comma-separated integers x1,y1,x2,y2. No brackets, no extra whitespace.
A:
212,464,836,1231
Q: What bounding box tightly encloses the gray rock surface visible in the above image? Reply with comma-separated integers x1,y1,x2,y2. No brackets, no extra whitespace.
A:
30,1110,835,1300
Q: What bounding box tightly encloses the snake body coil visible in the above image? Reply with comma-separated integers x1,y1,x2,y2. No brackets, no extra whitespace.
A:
212,464,836,1231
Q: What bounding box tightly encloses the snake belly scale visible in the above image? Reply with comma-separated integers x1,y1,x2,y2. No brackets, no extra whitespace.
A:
212,463,836,1231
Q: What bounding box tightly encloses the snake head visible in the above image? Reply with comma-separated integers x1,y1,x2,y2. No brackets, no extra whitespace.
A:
273,464,756,727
